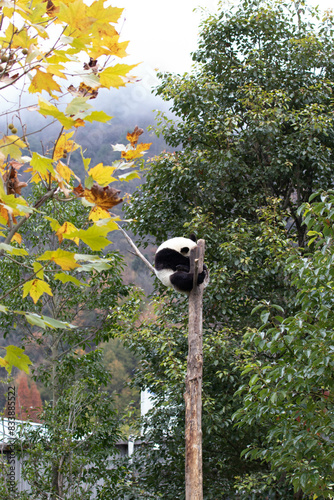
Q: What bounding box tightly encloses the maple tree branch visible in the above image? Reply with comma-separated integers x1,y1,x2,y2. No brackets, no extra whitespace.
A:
52,126,64,160
0,268,40,302
2,186,58,249
117,224,155,273
3,252,33,270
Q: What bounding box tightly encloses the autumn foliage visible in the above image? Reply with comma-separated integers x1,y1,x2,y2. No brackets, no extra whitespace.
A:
4,372,42,422
0,0,151,372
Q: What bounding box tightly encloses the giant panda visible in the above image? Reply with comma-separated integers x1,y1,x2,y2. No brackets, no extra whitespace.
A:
154,236,209,294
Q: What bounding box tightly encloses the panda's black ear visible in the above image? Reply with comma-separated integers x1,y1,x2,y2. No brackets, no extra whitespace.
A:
189,233,197,243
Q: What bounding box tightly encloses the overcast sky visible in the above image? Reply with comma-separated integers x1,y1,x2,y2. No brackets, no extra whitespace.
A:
117,0,220,74
114,0,334,96
117,0,334,71
108,0,334,118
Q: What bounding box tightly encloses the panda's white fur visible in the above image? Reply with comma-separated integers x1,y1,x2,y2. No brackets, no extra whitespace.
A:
154,237,208,294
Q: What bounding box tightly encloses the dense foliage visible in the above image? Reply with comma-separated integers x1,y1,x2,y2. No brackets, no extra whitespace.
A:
0,0,151,373
0,0,151,497
235,192,334,498
125,0,334,497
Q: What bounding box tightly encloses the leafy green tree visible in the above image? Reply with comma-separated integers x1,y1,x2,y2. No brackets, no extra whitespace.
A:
101,338,140,422
129,0,334,246
0,192,143,498
16,350,128,500
235,191,334,498
124,0,334,497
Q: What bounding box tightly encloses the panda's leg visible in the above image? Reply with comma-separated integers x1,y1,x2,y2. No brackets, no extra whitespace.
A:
170,271,194,293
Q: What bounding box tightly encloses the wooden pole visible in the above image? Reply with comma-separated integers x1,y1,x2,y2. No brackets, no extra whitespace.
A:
185,239,205,500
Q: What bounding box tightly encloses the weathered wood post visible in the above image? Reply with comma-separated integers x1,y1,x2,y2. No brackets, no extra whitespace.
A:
185,239,205,500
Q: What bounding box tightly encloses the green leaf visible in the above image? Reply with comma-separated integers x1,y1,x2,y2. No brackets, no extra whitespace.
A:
38,97,76,129
24,313,48,328
0,243,29,256
69,225,111,251
30,152,56,177
41,315,77,329
84,111,112,123
260,311,270,324
251,304,265,315
54,272,88,287
24,312,76,330
65,96,92,116
118,171,140,182
85,175,94,189
3,345,32,374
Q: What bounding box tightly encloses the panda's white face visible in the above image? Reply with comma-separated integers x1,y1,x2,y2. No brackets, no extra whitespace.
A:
156,237,197,257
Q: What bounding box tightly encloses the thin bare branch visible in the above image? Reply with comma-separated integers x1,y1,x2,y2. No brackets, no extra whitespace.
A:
117,223,155,273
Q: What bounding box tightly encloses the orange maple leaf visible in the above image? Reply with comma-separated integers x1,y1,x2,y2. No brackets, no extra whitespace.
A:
126,125,144,147
0,205,17,225
85,184,123,209
73,184,85,197
3,166,28,195
121,142,152,161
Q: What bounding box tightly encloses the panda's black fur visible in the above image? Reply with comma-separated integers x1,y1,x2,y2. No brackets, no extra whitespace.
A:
154,236,209,294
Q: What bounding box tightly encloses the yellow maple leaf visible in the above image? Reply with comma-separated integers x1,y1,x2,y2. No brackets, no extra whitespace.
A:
28,69,61,97
56,222,79,245
89,206,111,221
11,27,34,49
38,248,80,270
87,1,123,24
26,168,57,185
46,63,67,79
96,24,118,39
0,135,27,161
88,163,116,187
58,0,91,32
56,161,75,183
53,132,79,162
23,279,53,304
90,36,129,59
121,143,152,161
99,63,138,89
33,262,44,279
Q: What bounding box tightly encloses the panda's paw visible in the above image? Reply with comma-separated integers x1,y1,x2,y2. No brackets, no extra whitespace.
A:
198,265,209,288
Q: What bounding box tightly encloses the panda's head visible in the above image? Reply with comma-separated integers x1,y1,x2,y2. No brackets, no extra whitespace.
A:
155,237,198,257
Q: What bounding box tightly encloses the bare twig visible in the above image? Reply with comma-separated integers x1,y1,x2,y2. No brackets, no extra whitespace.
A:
117,224,155,274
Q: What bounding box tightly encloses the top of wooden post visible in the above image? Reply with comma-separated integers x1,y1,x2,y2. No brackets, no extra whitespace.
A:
189,239,205,295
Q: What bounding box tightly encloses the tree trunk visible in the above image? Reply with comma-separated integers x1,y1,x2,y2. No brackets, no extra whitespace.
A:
185,239,205,500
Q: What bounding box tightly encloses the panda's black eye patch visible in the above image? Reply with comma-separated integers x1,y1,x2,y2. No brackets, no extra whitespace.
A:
181,247,189,254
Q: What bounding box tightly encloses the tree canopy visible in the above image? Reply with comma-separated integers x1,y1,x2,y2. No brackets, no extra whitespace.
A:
125,0,334,497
